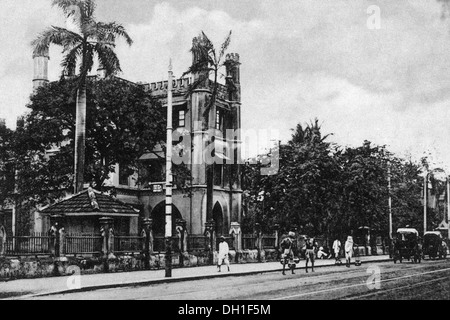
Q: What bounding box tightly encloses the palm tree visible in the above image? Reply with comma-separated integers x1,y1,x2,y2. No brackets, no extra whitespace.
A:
32,0,133,193
183,31,234,128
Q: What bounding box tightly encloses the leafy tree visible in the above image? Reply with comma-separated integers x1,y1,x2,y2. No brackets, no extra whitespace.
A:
32,0,133,193
0,123,15,207
11,78,167,232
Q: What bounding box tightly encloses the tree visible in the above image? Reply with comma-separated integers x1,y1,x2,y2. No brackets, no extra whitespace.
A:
17,78,166,191
0,123,15,208
32,0,133,193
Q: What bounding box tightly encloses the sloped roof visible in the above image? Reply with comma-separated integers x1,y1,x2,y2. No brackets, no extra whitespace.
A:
40,189,139,217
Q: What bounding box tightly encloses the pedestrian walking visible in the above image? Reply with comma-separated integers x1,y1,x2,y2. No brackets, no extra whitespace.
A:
332,238,342,263
345,236,354,267
280,232,297,275
305,237,317,273
217,236,230,272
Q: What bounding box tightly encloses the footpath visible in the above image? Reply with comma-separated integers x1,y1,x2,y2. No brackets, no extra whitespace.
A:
1,255,391,299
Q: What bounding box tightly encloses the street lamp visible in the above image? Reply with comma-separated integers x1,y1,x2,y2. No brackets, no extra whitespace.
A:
424,172,428,236
387,162,392,239
447,177,450,241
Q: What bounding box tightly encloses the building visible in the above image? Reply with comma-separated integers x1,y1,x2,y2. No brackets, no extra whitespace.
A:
32,34,243,239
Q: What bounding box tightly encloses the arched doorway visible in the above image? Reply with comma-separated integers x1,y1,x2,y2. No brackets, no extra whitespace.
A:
151,202,182,236
213,202,225,236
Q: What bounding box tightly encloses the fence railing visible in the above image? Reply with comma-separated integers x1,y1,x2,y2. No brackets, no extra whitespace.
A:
5,233,51,256
114,235,144,254
65,234,103,255
2,232,278,256
153,235,180,253
262,234,277,249
188,235,207,251
243,234,256,250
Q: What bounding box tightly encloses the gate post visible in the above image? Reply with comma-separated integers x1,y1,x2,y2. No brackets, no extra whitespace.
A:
142,218,153,269
0,225,6,257
176,219,187,267
255,223,263,262
100,217,114,259
274,224,280,259
205,220,215,265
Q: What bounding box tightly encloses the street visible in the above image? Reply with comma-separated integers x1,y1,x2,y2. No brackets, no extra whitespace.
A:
24,259,450,300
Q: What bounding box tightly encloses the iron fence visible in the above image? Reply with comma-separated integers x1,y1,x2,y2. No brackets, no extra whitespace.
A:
114,235,144,254
243,234,256,250
5,233,51,256
65,233,103,255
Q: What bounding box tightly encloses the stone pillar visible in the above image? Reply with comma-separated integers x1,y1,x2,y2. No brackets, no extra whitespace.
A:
229,222,242,251
100,217,114,259
142,218,152,269
255,223,263,262
176,219,188,253
59,227,66,257
176,219,187,267
0,225,6,257
205,219,215,265
274,224,280,259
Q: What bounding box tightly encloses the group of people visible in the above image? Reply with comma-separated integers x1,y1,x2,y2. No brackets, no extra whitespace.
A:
279,233,358,275
215,232,359,275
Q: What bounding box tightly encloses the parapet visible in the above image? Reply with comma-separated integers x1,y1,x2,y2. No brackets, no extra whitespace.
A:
145,77,192,96
226,53,240,63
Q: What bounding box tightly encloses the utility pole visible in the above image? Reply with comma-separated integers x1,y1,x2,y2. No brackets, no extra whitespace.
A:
447,177,450,240
388,163,392,239
424,172,428,235
165,60,174,278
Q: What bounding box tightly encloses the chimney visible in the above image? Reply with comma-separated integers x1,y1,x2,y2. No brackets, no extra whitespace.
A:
33,46,49,90
225,53,241,101
0,118,6,129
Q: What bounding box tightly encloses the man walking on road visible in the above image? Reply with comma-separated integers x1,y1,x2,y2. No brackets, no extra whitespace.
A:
218,236,230,272
345,236,354,267
332,238,341,263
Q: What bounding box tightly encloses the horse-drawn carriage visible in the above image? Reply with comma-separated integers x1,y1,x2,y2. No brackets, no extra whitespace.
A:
393,228,422,264
422,231,447,260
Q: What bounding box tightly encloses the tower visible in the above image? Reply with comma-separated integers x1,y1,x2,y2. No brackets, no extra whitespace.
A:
33,46,49,90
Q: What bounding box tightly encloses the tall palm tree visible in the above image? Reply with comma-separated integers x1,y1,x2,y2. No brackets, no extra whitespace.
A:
32,0,133,193
183,31,233,128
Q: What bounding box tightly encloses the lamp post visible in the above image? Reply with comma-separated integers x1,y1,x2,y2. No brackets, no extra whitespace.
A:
424,172,428,236
165,60,174,278
388,162,392,239
447,177,450,241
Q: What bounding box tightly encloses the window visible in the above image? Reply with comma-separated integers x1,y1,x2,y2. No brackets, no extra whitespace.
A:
119,164,129,186
178,110,186,127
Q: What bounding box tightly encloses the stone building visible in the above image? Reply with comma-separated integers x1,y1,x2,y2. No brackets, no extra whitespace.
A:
32,35,243,240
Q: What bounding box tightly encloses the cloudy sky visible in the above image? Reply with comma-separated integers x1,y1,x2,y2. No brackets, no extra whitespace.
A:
1,0,450,169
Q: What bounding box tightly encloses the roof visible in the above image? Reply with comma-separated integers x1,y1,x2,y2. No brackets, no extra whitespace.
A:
424,231,442,237
40,189,139,217
397,228,419,235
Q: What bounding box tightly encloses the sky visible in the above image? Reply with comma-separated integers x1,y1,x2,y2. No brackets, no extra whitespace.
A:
1,0,450,170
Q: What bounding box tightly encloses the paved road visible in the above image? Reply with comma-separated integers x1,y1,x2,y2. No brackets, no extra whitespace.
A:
25,259,450,300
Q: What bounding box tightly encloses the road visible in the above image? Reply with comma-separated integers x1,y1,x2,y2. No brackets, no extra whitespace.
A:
26,259,450,300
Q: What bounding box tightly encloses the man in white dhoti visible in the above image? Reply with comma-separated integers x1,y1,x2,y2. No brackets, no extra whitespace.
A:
345,236,354,267
218,236,230,272
332,238,341,262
